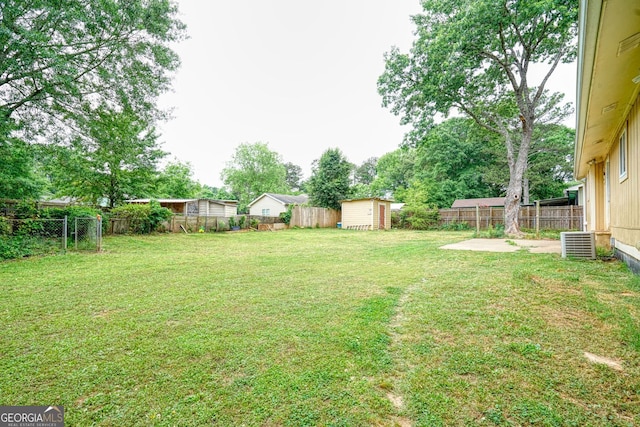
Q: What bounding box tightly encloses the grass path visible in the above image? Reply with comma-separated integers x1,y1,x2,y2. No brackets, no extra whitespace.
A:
383,279,425,427
1,229,638,426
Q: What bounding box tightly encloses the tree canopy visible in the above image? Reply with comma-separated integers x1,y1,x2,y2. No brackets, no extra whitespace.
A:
0,0,185,133
413,118,502,208
155,160,201,199
220,142,288,211
284,162,304,192
0,0,185,202
370,148,416,201
0,119,45,199
44,106,164,207
308,148,352,210
379,0,578,234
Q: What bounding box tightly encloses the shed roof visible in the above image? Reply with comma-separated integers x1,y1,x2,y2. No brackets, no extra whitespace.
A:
126,198,237,206
451,197,505,208
340,197,393,203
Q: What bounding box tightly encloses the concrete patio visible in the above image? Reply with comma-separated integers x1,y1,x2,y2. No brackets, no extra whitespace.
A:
440,238,561,254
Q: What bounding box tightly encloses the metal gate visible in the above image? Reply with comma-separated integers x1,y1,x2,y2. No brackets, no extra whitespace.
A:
71,216,102,252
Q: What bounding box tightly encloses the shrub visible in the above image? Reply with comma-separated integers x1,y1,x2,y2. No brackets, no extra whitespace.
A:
0,236,27,259
440,220,471,231
0,217,10,236
399,204,440,230
390,211,401,229
110,201,172,234
0,235,60,260
15,218,44,236
148,200,173,232
474,224,505,238
13,200,39,219
238,215,246,229
280,205,293,225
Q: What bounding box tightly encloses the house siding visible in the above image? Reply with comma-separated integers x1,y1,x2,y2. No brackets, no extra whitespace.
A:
610,93,640,252
249,196,286,217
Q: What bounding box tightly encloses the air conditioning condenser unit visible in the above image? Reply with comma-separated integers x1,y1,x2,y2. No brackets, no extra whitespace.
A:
561,232,596,260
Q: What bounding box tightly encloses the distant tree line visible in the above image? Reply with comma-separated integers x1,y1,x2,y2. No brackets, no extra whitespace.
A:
1,0,577,218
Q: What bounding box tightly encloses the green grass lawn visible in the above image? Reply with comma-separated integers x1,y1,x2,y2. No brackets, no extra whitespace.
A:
1,229,638,426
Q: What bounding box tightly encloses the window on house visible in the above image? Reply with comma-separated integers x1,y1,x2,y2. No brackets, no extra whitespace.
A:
619,127,627,180
262,208,270,216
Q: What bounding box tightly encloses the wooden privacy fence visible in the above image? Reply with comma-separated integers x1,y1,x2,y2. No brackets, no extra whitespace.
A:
289,206,340,228
438,205,584,231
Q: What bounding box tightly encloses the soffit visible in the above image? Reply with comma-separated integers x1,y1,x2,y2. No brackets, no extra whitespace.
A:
576,0,640,178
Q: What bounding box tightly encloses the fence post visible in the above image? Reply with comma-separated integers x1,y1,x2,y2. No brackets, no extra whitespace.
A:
570,205,574,230
63,216,67,254
489,207,493,228
535,200,540,238
475,205,480,233
97,215,102,252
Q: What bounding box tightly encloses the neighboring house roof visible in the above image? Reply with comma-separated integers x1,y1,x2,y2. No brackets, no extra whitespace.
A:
451,197,506,208
537,197,576,207
248,193,308,207
564,184,583,193
40,197,76,206
574,0,640,179
340,197,393,203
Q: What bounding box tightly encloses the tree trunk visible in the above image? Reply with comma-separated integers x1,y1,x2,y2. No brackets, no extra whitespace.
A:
504,124,533,236
504,176,523,235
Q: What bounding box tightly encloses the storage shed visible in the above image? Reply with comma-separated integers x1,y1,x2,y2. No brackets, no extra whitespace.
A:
340,198,392,230
126,199,238,216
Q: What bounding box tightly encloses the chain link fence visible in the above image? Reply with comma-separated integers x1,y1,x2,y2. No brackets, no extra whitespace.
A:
73,217,102,251
0,217,102,260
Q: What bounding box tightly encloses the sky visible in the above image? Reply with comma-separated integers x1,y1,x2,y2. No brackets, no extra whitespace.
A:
157,0,577,188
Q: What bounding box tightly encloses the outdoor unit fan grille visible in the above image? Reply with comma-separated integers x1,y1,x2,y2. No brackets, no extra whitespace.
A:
561,232,596,259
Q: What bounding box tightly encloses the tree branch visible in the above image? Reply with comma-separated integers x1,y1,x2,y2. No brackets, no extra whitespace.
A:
533,47,565,105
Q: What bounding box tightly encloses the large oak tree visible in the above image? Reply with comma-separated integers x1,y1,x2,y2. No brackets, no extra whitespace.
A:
378,0,577,234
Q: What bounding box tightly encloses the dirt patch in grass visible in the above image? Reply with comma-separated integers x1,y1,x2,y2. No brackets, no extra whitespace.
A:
583,352,624,371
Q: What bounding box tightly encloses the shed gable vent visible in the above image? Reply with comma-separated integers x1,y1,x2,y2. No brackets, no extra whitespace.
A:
561,232,596,259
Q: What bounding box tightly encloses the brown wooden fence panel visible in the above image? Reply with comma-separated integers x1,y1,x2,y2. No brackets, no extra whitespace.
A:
290,206,340,228
437,206,583,231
